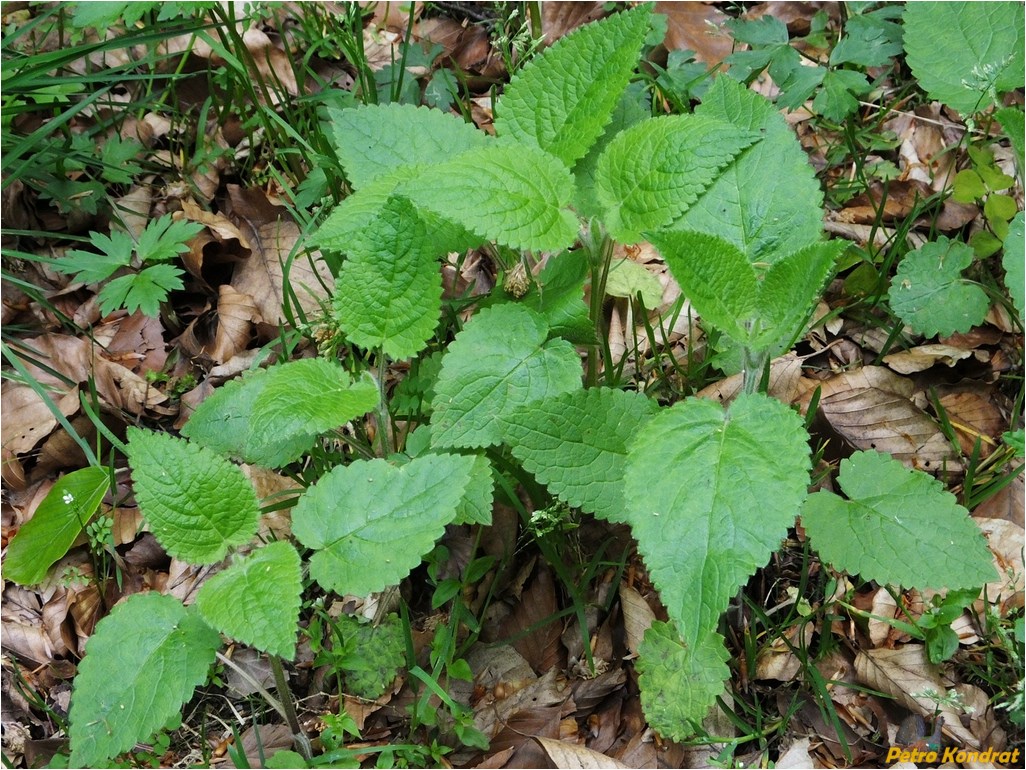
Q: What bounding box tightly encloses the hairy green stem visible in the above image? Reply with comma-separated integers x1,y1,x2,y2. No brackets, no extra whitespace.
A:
374,352,391,456
741,347,769,395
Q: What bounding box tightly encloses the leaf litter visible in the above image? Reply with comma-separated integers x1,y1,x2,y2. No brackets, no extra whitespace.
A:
2,2,1023,768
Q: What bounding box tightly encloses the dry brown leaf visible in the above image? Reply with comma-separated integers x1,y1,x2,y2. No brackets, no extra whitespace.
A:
0,586,56,666
111,186,151,239
1,383,80,455
542,3,606,43
863,587,908,647
475,668,573,744
467,643,537,691
609,731,657,768
954,682,1008,750
227,186,334,325
241,464,299,541
799,365,914,406
242,27,298,102
229,722,294,769
936,388,1005,458
498,566,563,674
472,746,516,768
976,518,1025,614
100,311,167,374
536,736,630,769
569,668,625,714
698,353,804,408
882,344,975,375
816,386,958,473
657,0,733,65
618,583,655,657
179,198,253,291
165,559,221,605
837,179,934,225
776,738,815,769
973,473,1023,525
824,215,919,250
754,623,814,682
854,645,977,748
205,285,261,364
16,334,168,415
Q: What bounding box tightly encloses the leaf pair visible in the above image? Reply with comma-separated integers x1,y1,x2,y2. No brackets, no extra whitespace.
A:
318,109,579,256
651,231,841,354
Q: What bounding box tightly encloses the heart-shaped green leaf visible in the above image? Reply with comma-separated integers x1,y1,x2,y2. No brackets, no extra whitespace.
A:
196,542,303,659
69,594,220,768
623,393,810,643
127,428,259,564
801,451,998,590
292,453,475,596
431,304,581,449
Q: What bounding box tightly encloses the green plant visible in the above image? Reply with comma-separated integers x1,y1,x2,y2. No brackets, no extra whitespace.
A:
4,5,1014,763
903,2,1024,120
723,4,904,124
53,214,204,318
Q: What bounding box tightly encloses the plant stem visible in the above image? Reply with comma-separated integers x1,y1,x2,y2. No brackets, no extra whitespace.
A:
374,351,391,456
741,347,769,395
585,226,614,387
269,655,313,762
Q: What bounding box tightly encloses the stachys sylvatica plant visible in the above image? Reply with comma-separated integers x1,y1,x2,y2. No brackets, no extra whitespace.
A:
7,5,1010,765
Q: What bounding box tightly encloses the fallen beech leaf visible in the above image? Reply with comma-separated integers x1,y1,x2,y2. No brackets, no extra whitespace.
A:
179,199,253,291
1,383,80,455
242,27,298,103
230,722,294,769
754,623,814,681
16,334,167,415
935,388,1004,458
543,2,606,43
854,644,977,747
865,587,906,647
816,385,958,473
536,736,630,769
882,344,974,375
474,668,572,742
227,186,334,325
698,353,803,407
657,1,733,65
799,365,914,409
102,311,167,374
618,583,655,656
498,566,563,674
837,180,934,225
776,738,815,769
972,474,1023,525
954,682,1008,750
112,186,151,239
976,518,1025,613
210,285,261,363
1,585,57,664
